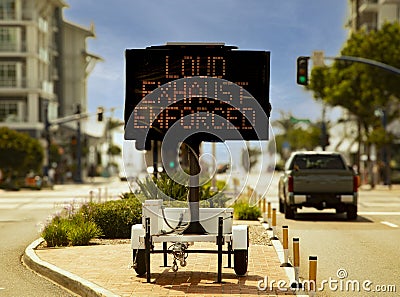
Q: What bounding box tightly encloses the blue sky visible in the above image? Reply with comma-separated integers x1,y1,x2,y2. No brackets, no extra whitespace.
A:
64,0,349,123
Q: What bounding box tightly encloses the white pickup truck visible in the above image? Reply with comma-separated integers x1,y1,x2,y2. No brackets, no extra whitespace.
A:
278,151,360,220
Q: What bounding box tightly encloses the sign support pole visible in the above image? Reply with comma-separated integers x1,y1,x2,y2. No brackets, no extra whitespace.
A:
183,139,207,234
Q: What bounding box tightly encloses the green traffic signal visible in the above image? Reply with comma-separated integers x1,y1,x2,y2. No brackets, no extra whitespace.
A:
298,75,307,84
296,56,309,86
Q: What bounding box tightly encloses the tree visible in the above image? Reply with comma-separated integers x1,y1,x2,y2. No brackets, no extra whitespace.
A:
0,127,44,176
309,23,400,127
307,22,400,184
273,112,322,161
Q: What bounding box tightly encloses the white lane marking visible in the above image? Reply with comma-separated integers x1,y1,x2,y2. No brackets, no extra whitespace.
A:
381,221,399,228
358,211,400,216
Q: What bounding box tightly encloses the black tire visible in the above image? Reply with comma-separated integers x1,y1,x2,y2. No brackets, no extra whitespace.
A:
133,249,146,276
234,249,248,276
284,202,295,220
279,199,284,213
346,205,358,220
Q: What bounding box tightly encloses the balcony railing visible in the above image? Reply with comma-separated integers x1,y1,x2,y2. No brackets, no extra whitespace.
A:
361,22,378,31
362,0,378,4
0,78,41,89
0,9,36,21
0,41,27,52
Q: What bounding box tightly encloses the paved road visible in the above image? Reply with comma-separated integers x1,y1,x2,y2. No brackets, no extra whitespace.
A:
0,178,129,297
260,175,400,297
3,171,399,297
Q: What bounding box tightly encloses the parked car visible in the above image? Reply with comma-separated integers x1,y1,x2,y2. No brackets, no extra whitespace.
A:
278,151,360,220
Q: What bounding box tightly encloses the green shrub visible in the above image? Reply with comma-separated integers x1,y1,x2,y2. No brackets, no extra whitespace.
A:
41,216,70,247
233,202,261,220
41,213,102,247
136,173,188,201
67,214,102,246
136,173,229,207
81,196,142,239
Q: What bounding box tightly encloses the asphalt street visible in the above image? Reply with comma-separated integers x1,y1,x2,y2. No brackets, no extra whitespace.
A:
252,173,400,297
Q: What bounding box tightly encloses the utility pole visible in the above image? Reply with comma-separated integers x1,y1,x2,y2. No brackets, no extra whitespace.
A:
75,104,83,183
321,105,328,151
44,103,51,176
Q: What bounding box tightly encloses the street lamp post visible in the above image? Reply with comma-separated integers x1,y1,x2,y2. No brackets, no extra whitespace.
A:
380,108,391,187
374,107,391,187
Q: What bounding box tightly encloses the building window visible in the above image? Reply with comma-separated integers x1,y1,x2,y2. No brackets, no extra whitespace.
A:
0,102,19,122
0,63,16,87
0,27,17,51
0,0,16,20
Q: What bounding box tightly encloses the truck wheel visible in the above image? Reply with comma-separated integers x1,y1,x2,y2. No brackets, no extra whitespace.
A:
133,249,146,276
234,250,248,276
346,205,358,220
284,202,295,219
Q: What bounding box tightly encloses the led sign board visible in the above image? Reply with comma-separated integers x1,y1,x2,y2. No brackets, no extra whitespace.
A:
124,43,270,145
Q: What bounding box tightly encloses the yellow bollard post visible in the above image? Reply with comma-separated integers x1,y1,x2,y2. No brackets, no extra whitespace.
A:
262,197,267,223
308,256,317,297
267,201,272,230
291,238,302,290
270,208,278,240
280,226,292,267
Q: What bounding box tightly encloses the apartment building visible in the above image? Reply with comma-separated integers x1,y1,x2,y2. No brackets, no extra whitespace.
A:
0,0,102,180
348,0,400,31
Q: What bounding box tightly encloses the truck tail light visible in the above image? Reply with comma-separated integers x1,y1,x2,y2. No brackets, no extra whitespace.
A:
353,175,360,192
288,176,294,192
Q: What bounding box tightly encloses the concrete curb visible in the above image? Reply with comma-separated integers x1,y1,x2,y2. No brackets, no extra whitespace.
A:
23,238,118,297
261,223,309,297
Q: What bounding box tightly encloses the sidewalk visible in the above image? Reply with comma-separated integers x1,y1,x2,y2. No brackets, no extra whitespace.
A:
24,225,300,297
359,183,400,192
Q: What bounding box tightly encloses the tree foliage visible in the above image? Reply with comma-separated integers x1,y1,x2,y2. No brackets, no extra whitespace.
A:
0,127,44,175
307,22,400,150
273,112,321,160
107,144,121,156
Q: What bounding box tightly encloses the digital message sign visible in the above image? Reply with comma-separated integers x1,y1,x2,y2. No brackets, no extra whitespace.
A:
124,43,270,145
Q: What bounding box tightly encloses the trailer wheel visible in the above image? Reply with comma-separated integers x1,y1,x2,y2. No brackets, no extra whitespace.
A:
133,249,146,276
234,249,248,276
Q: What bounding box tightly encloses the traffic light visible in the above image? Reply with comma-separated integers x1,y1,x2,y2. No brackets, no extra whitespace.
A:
296,56,309,85
97,107,104,121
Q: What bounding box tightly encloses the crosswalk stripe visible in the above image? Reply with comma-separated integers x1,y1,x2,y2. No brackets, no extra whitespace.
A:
19,204,61,210
381,221,399,228
358,211,400,216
